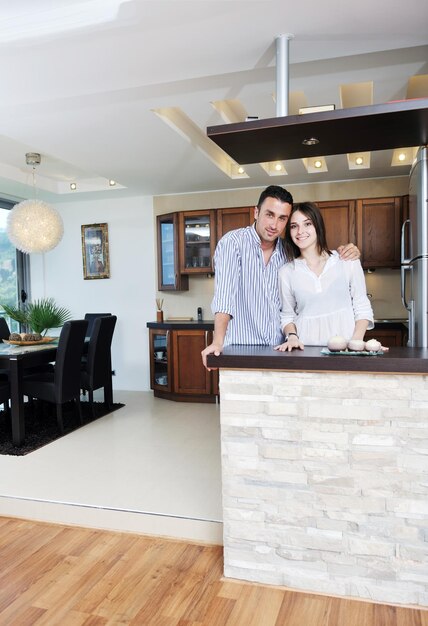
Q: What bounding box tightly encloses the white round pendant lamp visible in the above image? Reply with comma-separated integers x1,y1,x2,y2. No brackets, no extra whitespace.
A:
6,153,64,254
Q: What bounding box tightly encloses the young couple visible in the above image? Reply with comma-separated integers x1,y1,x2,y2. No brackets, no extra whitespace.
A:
201,185,373,368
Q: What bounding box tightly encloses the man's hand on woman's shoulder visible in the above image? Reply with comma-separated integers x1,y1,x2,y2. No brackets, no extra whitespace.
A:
337,243,360,261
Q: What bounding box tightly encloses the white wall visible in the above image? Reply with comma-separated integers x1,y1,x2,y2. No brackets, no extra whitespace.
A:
30,195,156,391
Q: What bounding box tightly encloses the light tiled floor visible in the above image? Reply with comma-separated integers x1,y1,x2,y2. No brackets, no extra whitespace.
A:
0,391,223,542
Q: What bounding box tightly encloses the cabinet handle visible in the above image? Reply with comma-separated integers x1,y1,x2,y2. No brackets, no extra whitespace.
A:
204,331,208,347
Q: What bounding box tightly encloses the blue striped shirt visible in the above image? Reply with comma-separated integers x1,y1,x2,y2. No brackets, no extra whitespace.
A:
211,224,286,346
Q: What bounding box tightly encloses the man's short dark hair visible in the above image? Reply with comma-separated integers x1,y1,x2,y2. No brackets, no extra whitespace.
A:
257,185,293,209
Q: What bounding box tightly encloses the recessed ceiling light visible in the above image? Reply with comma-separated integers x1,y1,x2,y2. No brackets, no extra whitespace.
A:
109,179,116,186
347,152,370,170
302,157,327,174
259,162,288,177
302,137,319,146
237,166,245,174
70,182,76,191
391,147,417,167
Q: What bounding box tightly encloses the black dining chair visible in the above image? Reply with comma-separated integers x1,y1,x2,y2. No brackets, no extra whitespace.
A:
84,313,112,338
0,380,10,416
81,315,117,417
0,317,12,382
22,320,88,434
0,317,10,341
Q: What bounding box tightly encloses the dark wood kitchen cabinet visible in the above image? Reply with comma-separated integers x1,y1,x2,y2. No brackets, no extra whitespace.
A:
364,322,408,348
157,195,406,289
216,206,254,240
179,210,216,274
149,328,173,392
317,199,356,251
365,328,401,347
318,196,403,268
157,213,189,291
356,196,402,269
148,326,218,403
172,329,215,397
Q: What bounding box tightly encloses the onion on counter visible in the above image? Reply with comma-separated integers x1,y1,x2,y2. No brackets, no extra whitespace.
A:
327,335,348,351
348,339,365,351
365,338,382,352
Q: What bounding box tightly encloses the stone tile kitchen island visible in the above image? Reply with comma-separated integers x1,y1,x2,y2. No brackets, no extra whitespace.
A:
207,346,428,607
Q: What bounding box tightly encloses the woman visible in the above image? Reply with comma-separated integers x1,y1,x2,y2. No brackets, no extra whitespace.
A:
275,202,374,352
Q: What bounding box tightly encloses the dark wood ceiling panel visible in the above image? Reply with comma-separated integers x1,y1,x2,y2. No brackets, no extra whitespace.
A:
207,99,428,164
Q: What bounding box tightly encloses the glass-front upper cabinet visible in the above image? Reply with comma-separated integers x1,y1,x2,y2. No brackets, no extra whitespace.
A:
179,210,216,274
157,213,188,291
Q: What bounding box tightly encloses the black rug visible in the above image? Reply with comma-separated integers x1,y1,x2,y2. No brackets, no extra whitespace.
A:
0,401,125,456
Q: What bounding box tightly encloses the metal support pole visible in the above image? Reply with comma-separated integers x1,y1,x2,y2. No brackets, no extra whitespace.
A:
276,33,293,117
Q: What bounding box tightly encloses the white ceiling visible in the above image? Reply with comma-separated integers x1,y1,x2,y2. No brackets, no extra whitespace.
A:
0,0,427,203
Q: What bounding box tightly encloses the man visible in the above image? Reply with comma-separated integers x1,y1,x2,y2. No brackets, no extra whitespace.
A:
201,185,358,369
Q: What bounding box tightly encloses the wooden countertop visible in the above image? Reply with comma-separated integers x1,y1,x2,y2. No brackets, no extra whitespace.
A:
147,320,214,331
207,345,428,374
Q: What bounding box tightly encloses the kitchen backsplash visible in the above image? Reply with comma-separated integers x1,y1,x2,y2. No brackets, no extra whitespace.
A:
155,270,407,323
156,275,215,322
365,269,407,320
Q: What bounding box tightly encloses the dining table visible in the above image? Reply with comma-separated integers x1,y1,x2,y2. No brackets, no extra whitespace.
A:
0,341,58,446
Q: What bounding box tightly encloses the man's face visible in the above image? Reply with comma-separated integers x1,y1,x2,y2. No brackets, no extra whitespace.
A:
254,197,292,245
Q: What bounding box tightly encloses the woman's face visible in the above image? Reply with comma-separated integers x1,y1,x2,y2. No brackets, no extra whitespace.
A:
288,210,317,251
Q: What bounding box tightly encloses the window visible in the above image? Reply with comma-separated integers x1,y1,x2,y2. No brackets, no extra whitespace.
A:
0,199,30,332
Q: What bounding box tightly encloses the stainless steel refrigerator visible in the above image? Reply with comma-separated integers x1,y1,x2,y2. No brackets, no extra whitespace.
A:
401,146,428,347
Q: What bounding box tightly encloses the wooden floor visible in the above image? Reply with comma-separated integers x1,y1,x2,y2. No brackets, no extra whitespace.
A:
1,517,427,626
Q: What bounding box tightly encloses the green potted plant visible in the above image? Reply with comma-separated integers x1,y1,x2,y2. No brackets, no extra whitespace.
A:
1,297,72,336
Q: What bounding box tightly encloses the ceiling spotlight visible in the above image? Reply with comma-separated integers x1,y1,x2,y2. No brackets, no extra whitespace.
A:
237,166,245,174
70,182,77,191
391,147,417,167
25,152,41,166
348,152,370,170
302,137,319,146
109,179,116,186
274,163,282,171
302,157,327,174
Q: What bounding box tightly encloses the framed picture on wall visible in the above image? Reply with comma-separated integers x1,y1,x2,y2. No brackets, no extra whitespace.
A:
81,223,110,280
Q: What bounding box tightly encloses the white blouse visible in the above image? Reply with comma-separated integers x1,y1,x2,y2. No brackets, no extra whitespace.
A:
278,251,374,346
